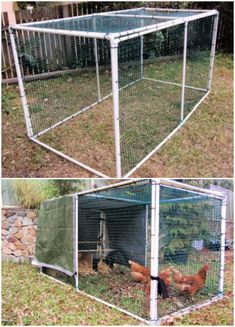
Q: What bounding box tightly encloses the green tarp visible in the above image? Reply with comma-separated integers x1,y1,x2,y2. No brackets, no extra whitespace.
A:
34,194,76,276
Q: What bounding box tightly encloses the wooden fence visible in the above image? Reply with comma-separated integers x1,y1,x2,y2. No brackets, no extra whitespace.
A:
1,2,233,82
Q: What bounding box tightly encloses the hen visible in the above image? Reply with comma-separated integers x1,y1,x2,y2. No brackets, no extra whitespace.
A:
172,264,209,297
159,266,173,288
129,260,170,298
129,260,150,283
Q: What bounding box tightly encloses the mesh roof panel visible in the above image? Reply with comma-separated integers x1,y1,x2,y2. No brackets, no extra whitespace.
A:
30,15,171,34
118,8,205,18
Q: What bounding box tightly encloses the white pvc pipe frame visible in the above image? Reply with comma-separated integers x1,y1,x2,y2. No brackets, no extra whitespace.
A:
38,179,225,325
10,8,219,178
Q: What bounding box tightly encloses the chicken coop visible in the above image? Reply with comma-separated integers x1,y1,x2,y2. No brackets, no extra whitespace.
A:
10,8,219,178
33,179,226,324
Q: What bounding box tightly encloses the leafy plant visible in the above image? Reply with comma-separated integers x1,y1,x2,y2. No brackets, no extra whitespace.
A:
14,180,85,209
17,38,47,74
45,180,85,196
160,202,212,257
14,180,49,209
144,31,165,58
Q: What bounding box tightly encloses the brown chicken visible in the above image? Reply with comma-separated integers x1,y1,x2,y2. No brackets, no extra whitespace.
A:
172,264,209,297
129,260,172,298
129,260,150,283
159,266,173,288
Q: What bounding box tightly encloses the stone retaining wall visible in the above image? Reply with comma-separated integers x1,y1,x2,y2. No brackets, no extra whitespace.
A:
2,207,37,263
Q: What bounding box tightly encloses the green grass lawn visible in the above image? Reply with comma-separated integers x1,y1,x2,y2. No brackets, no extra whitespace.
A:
2,54,233,177
2,251,233,325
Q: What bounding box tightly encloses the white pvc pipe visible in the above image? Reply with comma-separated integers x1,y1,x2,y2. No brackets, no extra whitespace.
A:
145,8,210,13
100,7,145,15
9,28,33,137
145,205,149,267
110,39,122,178
12,10,218,43
181,21,188,122
144,77,207,92
30,136,109,178
123,91,211,178
99,13,176,20
94,38,101,101
19,12,97,26
160,179,225,200
112,18,185,41
12,24,109,40
78,179,143,196
76,289,150,325
207,14,219,90
40,270,149,324
219,197,227,294
75,194,79,289
140,19,144,79
111,10,218,42
159,295,224,324
40,269,223,325
150,179,160,322
93,18,101,101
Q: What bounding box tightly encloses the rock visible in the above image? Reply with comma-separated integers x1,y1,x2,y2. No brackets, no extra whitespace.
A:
21,235,36,245
2,229,9,236
1,240,9,248
27,211,37,220
22,249,29,257
9,215,17,223
2,210,7,216
34,218,38,225
22,226,29,236
15,231,23,239
28,228,36,236
7,235,17,243
14,240,26,250
2,247,12,255
14,219,23,228
22,217,34,226
8,227,19,235
9,243,16,251
2,220,10,229
14,249,22,257
28,244,35,255
16,211,26,217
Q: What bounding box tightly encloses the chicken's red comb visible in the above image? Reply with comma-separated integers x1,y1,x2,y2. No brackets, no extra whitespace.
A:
204,264,209,271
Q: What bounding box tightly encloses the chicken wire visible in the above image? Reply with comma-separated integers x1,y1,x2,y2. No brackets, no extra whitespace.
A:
158,185,222,318
76,181,223,321
34,180,225,323
11,9,218,177
14,30,112,135
117,8,205,18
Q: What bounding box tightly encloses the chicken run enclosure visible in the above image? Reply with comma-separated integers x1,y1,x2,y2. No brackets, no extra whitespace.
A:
33,179,226,324
10,8,219,177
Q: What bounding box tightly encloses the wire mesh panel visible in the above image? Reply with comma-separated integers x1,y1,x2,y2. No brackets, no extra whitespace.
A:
14,29,117,175
118,8,205,18
31,15,170,34
12,9,218,177
15,30,112,134
33,180,224,322
158,185,222,318
118,25,184,175
77,180,152,319
184,15,215,115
